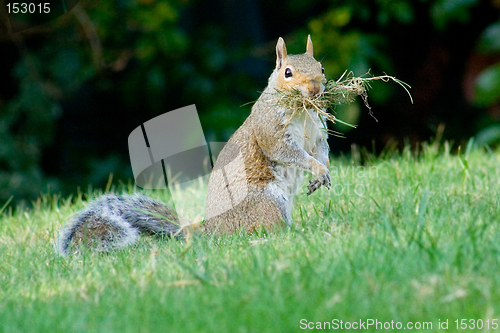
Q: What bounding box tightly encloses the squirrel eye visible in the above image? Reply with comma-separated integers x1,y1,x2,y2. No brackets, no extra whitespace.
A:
284,67,293,78
321,67,325,74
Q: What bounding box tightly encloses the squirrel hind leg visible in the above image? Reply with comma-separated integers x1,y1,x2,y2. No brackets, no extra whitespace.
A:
56,210,139,256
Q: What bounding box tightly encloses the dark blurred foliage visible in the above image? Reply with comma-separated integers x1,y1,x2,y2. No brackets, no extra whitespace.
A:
0,0,499,203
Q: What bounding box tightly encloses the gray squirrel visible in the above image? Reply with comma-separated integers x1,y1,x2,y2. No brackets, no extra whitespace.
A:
56,35,330,255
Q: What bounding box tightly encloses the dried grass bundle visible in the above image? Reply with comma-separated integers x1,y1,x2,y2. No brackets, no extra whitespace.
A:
276,71,412,136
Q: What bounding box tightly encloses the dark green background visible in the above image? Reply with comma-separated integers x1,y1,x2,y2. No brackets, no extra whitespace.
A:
0,0,499,204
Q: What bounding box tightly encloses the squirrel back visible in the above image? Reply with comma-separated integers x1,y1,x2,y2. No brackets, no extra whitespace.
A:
56,35,331,255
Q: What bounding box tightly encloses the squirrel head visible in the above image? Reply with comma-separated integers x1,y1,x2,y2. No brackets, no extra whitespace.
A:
274,35,326,97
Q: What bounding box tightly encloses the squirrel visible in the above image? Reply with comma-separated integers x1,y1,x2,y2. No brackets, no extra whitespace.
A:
56,35,331,256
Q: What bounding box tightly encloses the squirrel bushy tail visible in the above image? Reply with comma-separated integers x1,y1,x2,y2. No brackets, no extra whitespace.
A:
56,194,181,256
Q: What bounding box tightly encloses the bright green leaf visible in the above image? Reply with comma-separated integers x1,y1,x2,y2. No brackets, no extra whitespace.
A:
476,22,500,54
473,63,500,107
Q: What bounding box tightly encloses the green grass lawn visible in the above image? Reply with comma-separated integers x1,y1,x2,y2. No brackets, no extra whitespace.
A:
1,142,500,332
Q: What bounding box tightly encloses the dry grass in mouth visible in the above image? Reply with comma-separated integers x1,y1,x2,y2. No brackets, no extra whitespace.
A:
276,70,413,137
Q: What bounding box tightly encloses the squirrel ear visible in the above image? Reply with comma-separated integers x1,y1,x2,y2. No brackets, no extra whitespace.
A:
276,37,287,70
306,35,314,56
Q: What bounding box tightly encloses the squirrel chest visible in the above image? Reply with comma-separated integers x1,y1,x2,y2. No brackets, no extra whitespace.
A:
271,107,326,199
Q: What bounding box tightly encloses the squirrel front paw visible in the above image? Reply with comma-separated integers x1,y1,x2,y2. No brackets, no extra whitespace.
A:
307,163,330,195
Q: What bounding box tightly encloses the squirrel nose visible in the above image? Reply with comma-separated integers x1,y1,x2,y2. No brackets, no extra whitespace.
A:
308,81,321,96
